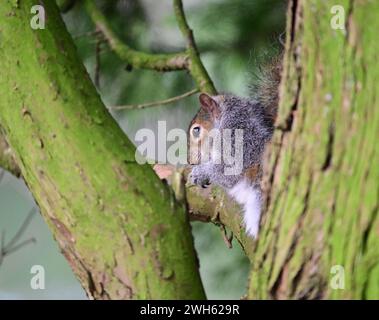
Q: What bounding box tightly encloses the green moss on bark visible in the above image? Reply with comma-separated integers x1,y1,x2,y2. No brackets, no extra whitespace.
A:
0,0,205,299
249,0,379,299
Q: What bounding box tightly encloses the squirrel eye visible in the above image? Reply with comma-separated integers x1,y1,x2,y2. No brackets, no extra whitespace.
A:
192,126,201,138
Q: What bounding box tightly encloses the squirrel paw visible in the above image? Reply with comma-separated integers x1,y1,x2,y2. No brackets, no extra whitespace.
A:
189,167,211,188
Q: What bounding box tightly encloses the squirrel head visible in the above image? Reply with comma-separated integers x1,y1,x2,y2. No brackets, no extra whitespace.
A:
187,93,221,165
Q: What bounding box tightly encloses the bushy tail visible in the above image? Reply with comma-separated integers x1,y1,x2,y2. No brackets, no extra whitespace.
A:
249,50,283,123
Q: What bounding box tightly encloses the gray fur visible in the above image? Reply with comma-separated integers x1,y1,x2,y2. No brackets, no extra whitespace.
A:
188,53,281,238
189,94,274,189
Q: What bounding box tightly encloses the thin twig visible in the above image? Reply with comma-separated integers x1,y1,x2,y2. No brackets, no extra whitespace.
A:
109,88,199,111
173,0,217,94
84,0,189,71
0,134,21,178
72,30,101,40
94,34,102,88
0,230,4,265
5,238,36,255
0,208,37,266
188,211,211,223
4,208,36,251
59,0,77,13
220,225,233,249
83,0,216,93
0,169,4,184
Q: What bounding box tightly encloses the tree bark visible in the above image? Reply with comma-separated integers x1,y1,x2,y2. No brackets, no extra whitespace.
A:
0,132,20,177
155,165,256,259
248,0,379,299
1,0,377,301
0,0,205,299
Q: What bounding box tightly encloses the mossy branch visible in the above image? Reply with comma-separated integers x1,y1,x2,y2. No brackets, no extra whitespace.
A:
173,0,217,94
84,0,216,94
57,0,77,13
0,0,205,299
84,0,189,72
154,165,256,260
0,133,21,177
186,184,256,259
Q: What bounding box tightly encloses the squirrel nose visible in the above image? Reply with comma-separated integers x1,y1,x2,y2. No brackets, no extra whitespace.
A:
187,157,195,165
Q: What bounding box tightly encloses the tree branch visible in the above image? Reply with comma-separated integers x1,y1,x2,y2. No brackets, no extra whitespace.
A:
72,30,100,40
84,0,216,94
0,0,205,299
57,0,77,13
154,165,256,260
84,0,189,72
173,0,217,94
109,88,199,110
0,208,36,266
94,34,102,88
0,132,21,178
187,182,257,260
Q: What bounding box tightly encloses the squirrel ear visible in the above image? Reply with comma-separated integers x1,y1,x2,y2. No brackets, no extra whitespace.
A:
199,93,220,119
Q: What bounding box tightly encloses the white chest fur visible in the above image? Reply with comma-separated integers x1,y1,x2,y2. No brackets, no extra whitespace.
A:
228,179,261,238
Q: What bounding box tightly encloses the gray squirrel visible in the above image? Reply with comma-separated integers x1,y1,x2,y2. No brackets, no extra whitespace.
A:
187,55,282,238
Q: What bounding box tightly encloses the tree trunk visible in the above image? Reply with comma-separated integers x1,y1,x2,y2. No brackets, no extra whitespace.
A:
0,0,205,299
1,0,377,301
249,0,379,299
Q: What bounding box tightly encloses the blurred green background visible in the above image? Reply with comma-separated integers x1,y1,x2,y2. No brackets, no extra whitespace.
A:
0,0,285,299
